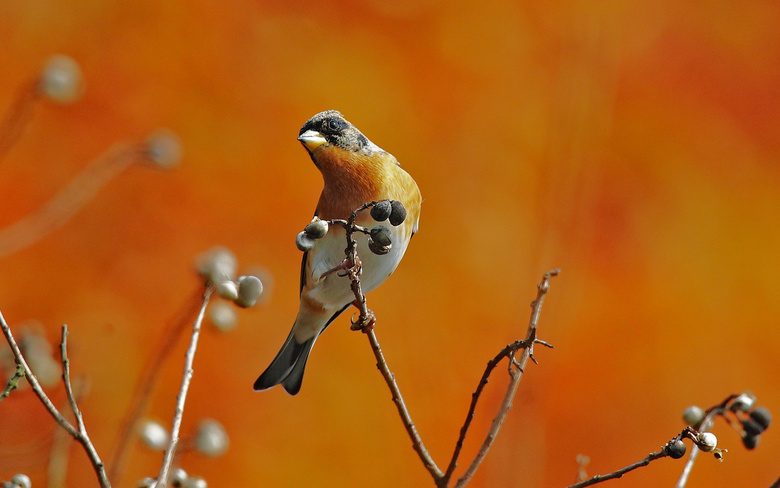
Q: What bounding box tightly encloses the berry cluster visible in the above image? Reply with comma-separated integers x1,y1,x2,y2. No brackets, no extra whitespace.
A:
740,406,771,449
682,391,771,452
294,199,407,256
367,200,406,255
296,219,329,252
195,247,266,332
664,430,719,460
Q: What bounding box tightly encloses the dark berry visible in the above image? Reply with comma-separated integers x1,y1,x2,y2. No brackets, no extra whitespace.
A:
389,200,407,226
666,439,687,459
742,419,765,436
370,226,392,247
750,407,772,430
370,200,392,221
368,238,391,255
742,434,760,450
304,220,328,239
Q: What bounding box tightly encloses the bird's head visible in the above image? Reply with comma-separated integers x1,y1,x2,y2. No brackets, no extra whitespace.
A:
298,110,380,164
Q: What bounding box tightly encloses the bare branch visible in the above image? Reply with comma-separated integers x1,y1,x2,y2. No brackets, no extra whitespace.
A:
452,269,559,488
569,426,723,488
331,201,442,479
154,285,213,488
60,325,88,437
0,309,111,488
108,286,206,483
365,328,444,480
331,200,560,487
566,450,669,488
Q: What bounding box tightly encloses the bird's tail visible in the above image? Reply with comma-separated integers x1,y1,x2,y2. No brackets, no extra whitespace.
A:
253,331,316,396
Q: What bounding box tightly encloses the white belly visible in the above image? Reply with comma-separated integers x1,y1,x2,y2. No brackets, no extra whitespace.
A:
303,220,412,311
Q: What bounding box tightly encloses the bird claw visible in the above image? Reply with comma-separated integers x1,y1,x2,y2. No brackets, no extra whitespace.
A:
350,309,376,333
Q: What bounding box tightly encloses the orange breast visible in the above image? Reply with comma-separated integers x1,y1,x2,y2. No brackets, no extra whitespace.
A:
313,146,421,223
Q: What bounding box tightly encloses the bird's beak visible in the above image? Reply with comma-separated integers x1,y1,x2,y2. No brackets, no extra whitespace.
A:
298,130,328,151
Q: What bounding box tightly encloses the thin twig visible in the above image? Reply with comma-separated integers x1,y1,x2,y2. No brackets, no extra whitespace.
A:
335,200,559,487
0,142,143,259
453,269,559,488
108,286,206,483
0,309,111,488
675,439,702,488
60,325,89,440
334,203,441,479
440,339,538,486
154,286,213,488
0,80,38,163
566,450,669,488
568,426,716,488
49,375,86,488
366,328,444,480
1,363,25,401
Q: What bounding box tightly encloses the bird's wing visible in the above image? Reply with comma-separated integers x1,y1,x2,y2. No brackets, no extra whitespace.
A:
299,250,308,295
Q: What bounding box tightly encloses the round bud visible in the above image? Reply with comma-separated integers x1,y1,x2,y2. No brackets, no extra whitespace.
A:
145,129,182,169
184,477,208,488
370,200,392,221
216,281,239,301
9,474,31,488
389,200,407,226
208,301,237,332
38,54,84,103
682,405,705,427
369,226,392,247
304,220,329,239
742,419,765,436
730,391,757,412
196,246,237,284
696,432,717,452
368,238,391,255
195,419,229,457
171,468,188,487
750,407,772,430
742,434,760,450
665,439,687,459
235,275,263,308
296,231,315,252
137,419,169,450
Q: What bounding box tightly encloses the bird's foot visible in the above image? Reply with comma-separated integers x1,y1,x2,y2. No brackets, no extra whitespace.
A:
350,308,376,333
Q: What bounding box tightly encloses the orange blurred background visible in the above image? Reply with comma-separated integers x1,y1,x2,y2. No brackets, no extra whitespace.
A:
1,1,779,487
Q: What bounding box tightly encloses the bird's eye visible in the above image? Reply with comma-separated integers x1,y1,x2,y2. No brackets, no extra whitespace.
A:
326,118,342,132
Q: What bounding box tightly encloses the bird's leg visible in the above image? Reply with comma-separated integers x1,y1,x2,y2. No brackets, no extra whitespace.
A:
350,305,375,332
322,259,351,278
344,254,375,332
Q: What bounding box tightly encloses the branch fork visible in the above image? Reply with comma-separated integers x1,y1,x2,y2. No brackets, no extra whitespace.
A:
331,202,559,488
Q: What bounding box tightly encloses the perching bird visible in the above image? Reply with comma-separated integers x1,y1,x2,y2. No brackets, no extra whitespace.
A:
253,110,422,395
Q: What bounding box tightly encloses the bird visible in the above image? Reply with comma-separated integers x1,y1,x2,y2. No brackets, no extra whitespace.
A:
253,110,422,395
